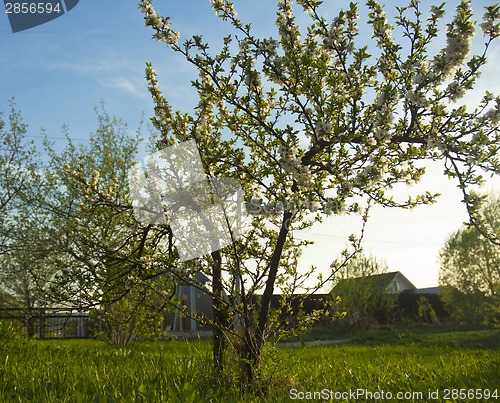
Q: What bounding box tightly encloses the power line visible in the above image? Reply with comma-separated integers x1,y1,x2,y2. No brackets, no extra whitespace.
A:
295,231,438,247
25,135,91,142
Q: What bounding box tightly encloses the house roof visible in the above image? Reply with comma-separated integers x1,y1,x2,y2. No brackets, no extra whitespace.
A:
193,271,209,283
176,271,210,286
331,271,416,292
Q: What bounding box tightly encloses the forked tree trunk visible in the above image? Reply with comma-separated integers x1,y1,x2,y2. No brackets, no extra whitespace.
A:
245,209,292,383
211,210,292,383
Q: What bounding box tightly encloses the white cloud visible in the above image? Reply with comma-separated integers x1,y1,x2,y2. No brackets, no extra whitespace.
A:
102,76,149,99
44,53,144,75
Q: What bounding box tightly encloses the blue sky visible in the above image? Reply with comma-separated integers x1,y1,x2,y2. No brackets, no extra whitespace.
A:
1,1,499,289
0,1,281,145
2,1,164,144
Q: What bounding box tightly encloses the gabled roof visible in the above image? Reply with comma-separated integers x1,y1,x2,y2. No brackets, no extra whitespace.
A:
331,271,416,293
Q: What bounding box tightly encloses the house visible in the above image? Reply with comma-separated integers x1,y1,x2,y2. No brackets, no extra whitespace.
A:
331,271,417,295
398,287,448,323
330,271,448,327
381,272,418,294
162,271,214,332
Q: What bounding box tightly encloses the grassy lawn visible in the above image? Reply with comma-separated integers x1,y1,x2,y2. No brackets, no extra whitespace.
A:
0,326,498,402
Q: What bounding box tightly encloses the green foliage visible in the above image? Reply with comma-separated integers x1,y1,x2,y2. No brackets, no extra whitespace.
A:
440,286,499,327
0,320,19,344
37,106,177,345
0,99,40,227
334,252,390,279
331,253,398,329
96,288,167,347
0,101,179,343
417,296,440,325
439,193,500,326
0,101,54,337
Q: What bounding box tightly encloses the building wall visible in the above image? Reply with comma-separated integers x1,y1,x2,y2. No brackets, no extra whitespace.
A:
163,284,213,331
388,273,416,294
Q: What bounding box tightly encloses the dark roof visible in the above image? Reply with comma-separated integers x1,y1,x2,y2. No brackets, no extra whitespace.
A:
177,271,210,285
364,271,401,283
193,271,209,283
331,271,414,292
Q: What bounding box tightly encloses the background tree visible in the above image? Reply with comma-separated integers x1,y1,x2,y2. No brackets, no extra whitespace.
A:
439,192,499,326
0,218,55,337
0,101,52,336
330,253,397,329
11,106,176,345
138,0,499,382
0,100,41,255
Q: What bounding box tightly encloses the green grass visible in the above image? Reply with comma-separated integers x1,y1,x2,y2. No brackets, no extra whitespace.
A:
0,327,498,402
345,325,500,348
280,324,500,347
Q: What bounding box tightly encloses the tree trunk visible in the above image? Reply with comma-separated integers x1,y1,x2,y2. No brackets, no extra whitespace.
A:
211,249,227,375
26,314,36,338
248,210,292,379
